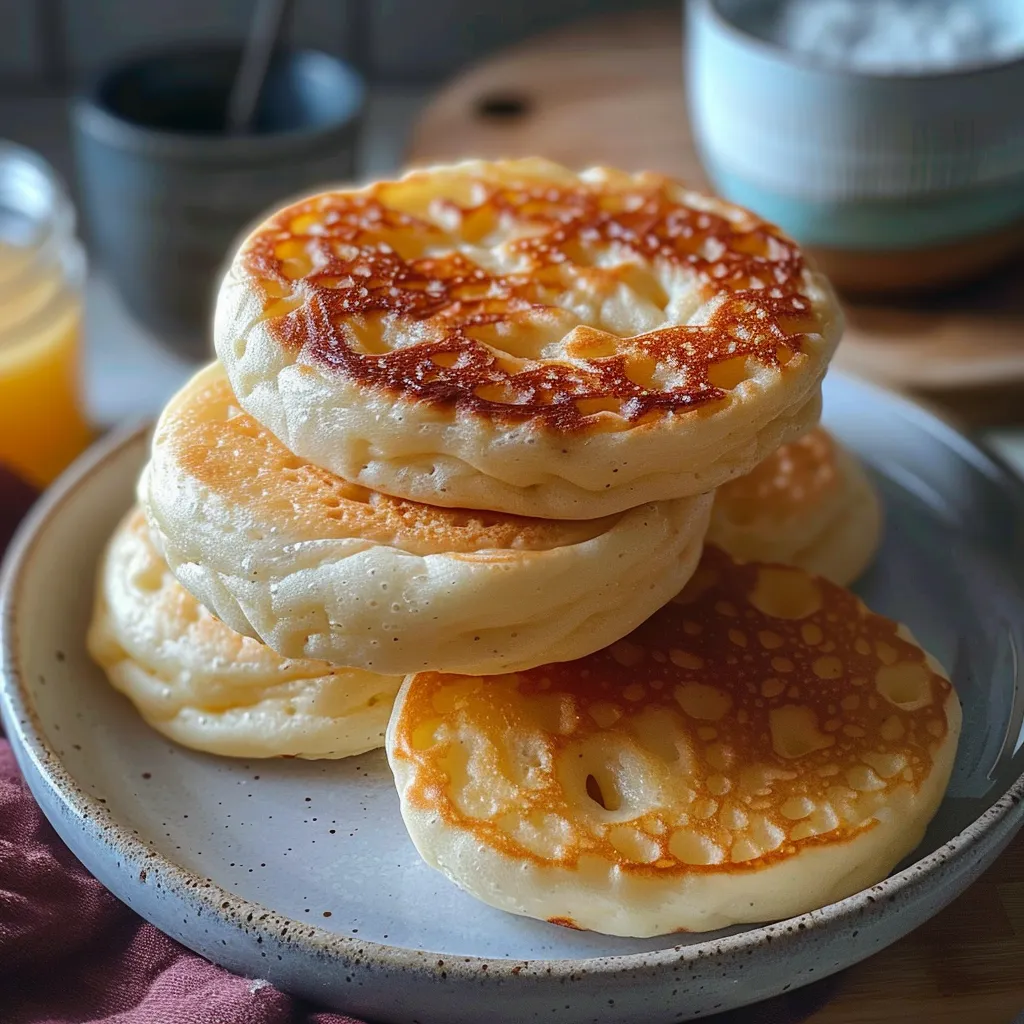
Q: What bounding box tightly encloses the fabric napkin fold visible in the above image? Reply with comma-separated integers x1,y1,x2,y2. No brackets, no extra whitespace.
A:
0,739,362,1024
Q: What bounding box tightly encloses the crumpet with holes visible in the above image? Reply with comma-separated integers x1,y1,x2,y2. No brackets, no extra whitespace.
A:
214,158,842,519
139,362,712,675
709,427,882,585
387,545,960,937
88,508,401,759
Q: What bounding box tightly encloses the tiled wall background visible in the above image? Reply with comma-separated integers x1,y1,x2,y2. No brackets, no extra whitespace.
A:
5,0,667,89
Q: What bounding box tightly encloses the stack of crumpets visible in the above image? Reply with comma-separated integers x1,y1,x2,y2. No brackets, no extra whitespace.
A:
88,158,959,936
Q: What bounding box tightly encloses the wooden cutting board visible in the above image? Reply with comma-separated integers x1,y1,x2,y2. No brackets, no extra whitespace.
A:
406,8,1024,426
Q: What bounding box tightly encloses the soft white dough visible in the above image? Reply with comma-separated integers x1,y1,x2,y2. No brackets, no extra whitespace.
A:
88,507,400,759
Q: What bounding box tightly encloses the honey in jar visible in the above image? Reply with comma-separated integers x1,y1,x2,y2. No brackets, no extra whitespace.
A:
0,143,90,492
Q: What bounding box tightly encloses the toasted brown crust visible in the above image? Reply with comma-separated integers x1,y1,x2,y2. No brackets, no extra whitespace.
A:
392,546,955,876
161,370,617,556
714,427,840,526
236,168,821,432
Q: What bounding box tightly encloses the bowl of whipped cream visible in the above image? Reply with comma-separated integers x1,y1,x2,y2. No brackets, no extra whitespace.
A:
686,0,1024,290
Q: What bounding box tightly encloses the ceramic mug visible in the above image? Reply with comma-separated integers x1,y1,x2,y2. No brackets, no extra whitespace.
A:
72,46,364,359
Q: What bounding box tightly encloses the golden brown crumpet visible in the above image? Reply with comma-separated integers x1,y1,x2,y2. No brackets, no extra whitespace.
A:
88,508,401,759
387,546,960,937
140,363,712,675
214,158,841,518
709,428,882,585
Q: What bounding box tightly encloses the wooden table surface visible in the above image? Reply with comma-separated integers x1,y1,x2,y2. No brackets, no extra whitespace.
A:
407,9,1024,1021
407,7,1024,428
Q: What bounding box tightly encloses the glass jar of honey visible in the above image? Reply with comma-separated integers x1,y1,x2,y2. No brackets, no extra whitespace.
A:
0,142,91,490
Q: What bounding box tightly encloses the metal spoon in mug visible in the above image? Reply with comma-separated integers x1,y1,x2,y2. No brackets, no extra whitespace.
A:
226,0,295,135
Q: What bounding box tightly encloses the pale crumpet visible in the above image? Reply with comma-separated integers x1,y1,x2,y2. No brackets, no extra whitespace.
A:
88,508,400,759
214,158,841,519
388,546,960,936
139,363,712,675
709,427,881,585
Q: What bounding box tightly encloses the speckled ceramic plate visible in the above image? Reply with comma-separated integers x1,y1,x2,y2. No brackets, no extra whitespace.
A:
3,374,1024,1024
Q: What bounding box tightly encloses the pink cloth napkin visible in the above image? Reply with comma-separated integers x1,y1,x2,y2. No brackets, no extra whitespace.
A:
0,738,364,1024
0,464,38,554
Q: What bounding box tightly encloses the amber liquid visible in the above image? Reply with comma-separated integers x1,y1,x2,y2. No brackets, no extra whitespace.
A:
0,242,92,488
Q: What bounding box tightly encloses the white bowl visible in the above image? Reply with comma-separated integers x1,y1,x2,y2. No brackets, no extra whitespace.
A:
686,0,1024,286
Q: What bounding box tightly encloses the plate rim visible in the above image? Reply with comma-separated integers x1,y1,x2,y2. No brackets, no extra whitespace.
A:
3,376,1024,984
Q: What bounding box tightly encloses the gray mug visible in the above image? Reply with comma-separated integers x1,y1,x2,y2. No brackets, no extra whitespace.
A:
72,46,365,360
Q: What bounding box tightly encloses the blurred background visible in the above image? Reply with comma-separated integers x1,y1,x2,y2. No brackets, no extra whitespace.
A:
0,0,670,440
1,0,1024,521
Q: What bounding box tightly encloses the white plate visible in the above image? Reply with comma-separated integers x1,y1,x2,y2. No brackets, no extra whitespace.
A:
4,374,1024,1023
